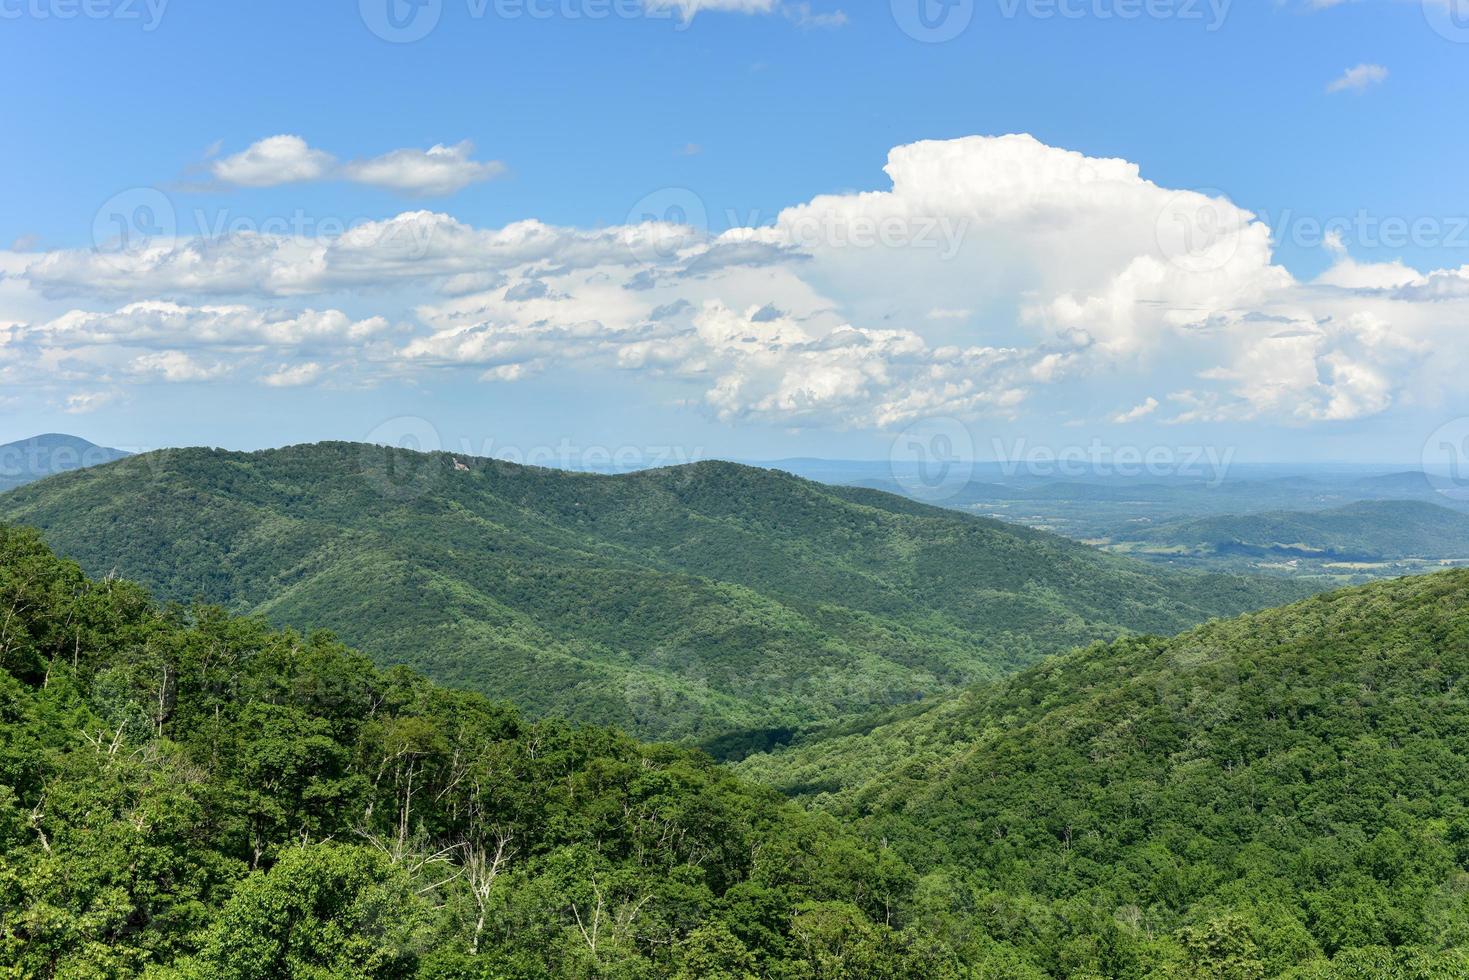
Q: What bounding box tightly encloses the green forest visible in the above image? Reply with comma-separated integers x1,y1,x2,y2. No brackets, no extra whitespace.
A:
0,444,1310,742
0,525,945,978
4,524,1469,977
738,570,1469,977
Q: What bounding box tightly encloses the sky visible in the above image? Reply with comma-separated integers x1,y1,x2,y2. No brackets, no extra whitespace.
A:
3,0,1469,470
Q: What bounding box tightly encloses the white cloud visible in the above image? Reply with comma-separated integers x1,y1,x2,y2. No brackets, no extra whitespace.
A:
6,301,390,397
342,142,506,196
210,136,504,196
642,0,777,18
1327,63,1388,94
64,391,118,414
261,362,323,387
211,135,336,187
24,213,680,299
1112,397,1159,423
15,133,1469,430
783,2,847,28
28,301,390,349
128,350,229,382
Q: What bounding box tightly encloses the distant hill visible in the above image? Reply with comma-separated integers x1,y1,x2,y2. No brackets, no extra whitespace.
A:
1113,499,1469,561
0,433,129,492
0,442,1311,741
1353,470,1439,494
738,569,1469,975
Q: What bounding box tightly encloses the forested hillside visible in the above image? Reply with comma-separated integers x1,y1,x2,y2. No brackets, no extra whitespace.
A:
0,525,959,978
0,443,1310,741
738,570,1469,977
5,527,1468,977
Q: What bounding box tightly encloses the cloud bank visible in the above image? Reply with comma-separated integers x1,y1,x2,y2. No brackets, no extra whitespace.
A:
12,134,1469,428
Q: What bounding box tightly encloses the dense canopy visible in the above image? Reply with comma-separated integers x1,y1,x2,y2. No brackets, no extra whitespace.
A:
0,444,1310,742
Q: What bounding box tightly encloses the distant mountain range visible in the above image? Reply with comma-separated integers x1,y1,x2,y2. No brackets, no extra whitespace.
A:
1109,499,1469,562
0,433,129,493
0,441,1313,743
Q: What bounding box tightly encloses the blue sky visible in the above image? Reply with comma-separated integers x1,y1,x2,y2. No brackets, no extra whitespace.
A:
4,0,1469,467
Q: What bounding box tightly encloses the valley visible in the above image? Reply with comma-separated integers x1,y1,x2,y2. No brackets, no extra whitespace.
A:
0,442,1311,743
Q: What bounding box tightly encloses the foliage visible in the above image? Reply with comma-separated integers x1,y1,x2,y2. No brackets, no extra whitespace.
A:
0,444,1311,740
0,525,943,978
2,525,1466,976
739,570,1469,977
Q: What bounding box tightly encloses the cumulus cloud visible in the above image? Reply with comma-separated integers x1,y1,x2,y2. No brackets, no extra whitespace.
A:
64,391,118,414
643,0,777,18
6,301,391,397
128,350,229,382
14,133,1469,430
23,213,701,299
27,301,389,349
210,136,504,196
1112,397,1159,423
1327,63,1388,94
261,362,324,387
341,142,507,196
211,135,335,187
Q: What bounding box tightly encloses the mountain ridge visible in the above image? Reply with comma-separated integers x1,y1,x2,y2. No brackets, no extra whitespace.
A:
0,432,130,492
0,440,1313,741
736,567,1469,973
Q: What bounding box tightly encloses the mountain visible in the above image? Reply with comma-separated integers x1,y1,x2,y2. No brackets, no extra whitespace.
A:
0,433,129,492
0,442,1311,742
0,524,954,978
1113,500,1469,561
6,523,1466,977
1353,470,1439,495
737,570,1469,976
